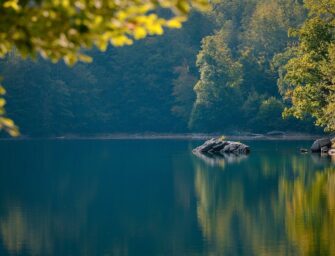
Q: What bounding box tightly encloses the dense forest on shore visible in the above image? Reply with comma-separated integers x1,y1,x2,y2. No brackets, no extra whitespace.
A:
0,0,330,136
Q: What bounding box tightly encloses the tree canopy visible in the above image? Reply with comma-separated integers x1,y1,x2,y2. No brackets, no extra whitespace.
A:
1,0,332,136
0,0,209,136
189,0,314,132
0,0,209,62
277,0,335,132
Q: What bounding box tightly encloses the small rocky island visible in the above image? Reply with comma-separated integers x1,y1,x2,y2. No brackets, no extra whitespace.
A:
193,137,250,155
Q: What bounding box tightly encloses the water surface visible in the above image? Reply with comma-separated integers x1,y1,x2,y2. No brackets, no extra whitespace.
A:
0,140,334,255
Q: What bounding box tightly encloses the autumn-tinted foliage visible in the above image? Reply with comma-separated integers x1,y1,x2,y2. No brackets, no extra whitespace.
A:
0,0,209,135
277,0,335,132
1,0,332,136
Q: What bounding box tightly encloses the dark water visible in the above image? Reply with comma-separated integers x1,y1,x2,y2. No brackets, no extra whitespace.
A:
0,140,334,256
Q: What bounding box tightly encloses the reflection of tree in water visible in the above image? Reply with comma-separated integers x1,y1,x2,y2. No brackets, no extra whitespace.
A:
194,162,292,255
193,148,335,255
0,140,204,256
0,142,131,255
0,161,99,255
0,206,84,255
0,207,44,255
280,167,335,256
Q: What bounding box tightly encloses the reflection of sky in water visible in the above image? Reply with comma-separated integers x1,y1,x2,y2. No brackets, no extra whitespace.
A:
0,140,334,255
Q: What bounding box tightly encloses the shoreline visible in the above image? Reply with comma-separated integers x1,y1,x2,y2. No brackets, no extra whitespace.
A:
0,133,326,141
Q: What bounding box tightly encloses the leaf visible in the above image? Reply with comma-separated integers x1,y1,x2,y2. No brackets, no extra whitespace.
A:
110,36,133,47
0,98,6,108
0,86,6,95
166,19,183,29
133,27,147,39
3,0,20,11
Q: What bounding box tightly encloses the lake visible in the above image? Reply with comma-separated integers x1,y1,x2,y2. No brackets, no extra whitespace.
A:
0,139,334,256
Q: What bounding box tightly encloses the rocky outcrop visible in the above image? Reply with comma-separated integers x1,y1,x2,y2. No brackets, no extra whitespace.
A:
310,137,335,156
300,148,308,153
311,138,332,153
193,137,250,156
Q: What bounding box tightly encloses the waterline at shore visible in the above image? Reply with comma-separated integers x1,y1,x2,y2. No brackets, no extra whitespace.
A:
0,133,324,141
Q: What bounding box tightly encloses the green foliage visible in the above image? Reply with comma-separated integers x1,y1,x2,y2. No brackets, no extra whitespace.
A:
189,0,316,133
254,97,284,130
0,0,209,63
0,0,209,136
0,84,19,136
171,62,197,124
189,30,243,131
0,12,213,135
277,0,335,131
0,0,328,135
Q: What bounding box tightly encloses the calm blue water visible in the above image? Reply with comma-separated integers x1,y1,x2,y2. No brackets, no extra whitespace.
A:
0,139,334,256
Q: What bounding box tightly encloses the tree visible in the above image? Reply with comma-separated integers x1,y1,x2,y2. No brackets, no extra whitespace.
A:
0,10,213,136
0,0,209,136
188,0,314,133
277,0,335,131
171,62,197,125
189,29,243,131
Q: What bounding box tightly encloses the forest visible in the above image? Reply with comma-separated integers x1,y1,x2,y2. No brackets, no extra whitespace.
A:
0,0,333,136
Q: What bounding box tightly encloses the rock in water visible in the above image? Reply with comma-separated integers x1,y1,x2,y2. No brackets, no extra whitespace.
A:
196,138,217,153
300,148,308,153
193,137,250,156
311,138,332,153
321,146,329,154
212,141,228,152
